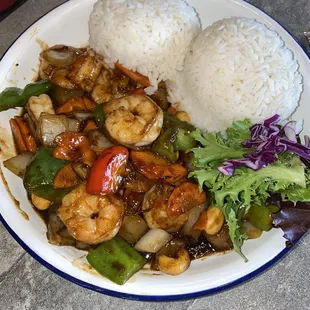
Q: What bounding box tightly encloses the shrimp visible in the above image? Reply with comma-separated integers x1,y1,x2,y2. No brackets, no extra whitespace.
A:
103,94,163,147
68,49,103,92
58,182,124,244
142,184,189,233
50,68,77,90
91,67,133,104
91,67,114,104
166,182,207,219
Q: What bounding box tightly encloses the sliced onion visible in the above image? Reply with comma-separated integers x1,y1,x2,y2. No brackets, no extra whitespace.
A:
46,205,92,250
47,205,76,246
124,170,154,193
68,118,80,132
134,228,172,253
41,45,82,67
204,225,233,251
88,130,114,154
182,203,206,236
74,112,93,121
71,162,89,180
39,59,53,80
3,152,33,178
24,113,37,139
156,238,185,258
37,114,79,147
118,215,148,244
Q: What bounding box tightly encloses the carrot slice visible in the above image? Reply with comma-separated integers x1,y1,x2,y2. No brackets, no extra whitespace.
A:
10,117,37,153
10,118,28,154
56,97,96,114
83,97,96,111
167,107,177,115
83,119,98,132
14,116,37,152
115,62,150,87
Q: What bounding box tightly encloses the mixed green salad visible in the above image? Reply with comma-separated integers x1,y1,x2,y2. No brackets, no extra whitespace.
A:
190,115,310,259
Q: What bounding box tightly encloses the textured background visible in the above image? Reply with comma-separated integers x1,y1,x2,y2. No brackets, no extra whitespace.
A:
1,0,310,309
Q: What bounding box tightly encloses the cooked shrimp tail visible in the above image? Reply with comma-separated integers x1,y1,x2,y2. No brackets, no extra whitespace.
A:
58,182,124,244
103,94,163,147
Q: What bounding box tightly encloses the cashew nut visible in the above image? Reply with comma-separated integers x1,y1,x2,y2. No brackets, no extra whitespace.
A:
158,247,190,276
176,111,191,124
31,194,52,210
53,132,96,167
241,221,262,239
193,205,224,235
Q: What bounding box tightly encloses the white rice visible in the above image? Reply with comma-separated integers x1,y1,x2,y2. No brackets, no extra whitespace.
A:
89,0,201,94
168,17,303,132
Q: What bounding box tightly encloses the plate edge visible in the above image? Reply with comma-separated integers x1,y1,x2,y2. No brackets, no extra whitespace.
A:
0,0,308,302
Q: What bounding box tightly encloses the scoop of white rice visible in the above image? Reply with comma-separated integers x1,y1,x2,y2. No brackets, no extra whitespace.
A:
168,17,303,132
89,0,201,94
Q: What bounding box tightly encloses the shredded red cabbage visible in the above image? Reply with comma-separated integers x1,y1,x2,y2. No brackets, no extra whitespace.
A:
219,114,310,176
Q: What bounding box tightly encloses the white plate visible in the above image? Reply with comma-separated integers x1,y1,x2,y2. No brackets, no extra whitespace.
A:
0,0,309,301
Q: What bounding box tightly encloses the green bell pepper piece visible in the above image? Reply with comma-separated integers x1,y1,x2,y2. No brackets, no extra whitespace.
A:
152,128,178,162
246,205,273,231
0,80,53,112
163,111,195,131
87,236,147,285
150,87,170,110
23,147,72,203
266,204,280,214
173,129,197,152
93,103,105,126
48,83,84,105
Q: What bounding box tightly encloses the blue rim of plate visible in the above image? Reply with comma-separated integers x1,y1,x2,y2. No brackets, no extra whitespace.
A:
0,0,308,302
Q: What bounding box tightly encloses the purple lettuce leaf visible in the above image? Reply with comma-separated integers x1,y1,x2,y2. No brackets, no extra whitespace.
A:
272,203,310,242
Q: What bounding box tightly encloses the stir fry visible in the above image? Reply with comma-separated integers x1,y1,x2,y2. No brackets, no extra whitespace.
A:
1,45,309,285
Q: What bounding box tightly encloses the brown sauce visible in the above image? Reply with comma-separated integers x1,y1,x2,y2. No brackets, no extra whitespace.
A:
35,38,49,51
0,166,29,220
3,44,234,278
184,234,216,260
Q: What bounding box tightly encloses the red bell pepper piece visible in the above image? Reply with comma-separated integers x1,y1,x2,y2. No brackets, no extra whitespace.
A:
87,146,129,195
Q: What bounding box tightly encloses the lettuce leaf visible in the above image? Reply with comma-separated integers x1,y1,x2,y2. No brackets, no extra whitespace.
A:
281,168,310,202
272,203,310,242
189,120,308,260
190,119,252,168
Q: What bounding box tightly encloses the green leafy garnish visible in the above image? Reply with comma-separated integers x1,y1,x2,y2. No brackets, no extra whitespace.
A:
0,80,53,112
189,119,308,260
